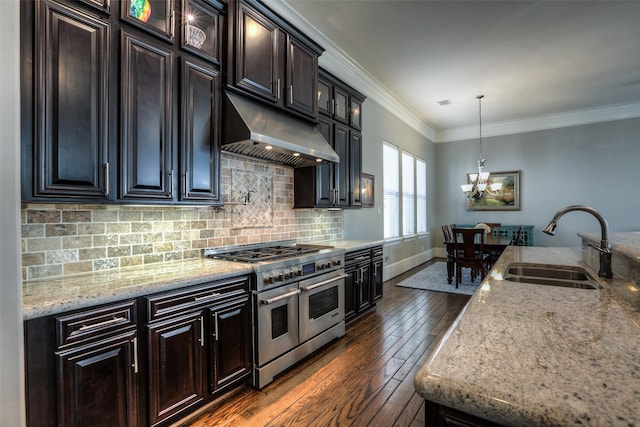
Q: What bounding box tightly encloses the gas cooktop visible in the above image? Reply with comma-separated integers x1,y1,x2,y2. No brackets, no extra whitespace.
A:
203,241,335,264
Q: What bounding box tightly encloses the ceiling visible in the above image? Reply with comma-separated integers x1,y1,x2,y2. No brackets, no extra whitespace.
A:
277,0,640,141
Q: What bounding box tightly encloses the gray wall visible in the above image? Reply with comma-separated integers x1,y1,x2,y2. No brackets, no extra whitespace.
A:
343,98,437,274
1,0,26,425
435,118,640,248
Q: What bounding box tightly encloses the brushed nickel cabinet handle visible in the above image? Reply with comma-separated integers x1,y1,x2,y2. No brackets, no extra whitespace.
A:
78,316,126,331
132,337,138,373
104,162,110,196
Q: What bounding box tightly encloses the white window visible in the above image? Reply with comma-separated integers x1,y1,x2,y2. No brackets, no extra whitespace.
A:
383,142,399,239
416,158,427,234
402,151,415,236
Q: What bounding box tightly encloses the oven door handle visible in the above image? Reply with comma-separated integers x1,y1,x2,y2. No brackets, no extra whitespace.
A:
300,273,348,292
259,289,301,305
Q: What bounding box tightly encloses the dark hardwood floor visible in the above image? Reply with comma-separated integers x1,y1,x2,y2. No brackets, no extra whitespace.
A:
175,260,470,427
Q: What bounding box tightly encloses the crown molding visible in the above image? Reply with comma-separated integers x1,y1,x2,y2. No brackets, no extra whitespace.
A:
268,1,640,144
436,101,640,143
270,0,437,142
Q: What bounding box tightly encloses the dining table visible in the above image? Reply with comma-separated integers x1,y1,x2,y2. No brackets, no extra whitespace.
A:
444,234,513,284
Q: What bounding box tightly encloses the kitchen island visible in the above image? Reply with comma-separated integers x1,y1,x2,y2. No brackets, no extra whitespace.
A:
414,246,640,426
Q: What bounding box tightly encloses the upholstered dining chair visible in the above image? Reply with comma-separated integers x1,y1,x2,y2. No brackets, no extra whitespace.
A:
451,227,487,288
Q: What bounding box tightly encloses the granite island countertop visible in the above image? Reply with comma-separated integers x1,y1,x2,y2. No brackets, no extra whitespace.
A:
414,246,640,426
23,258,253,320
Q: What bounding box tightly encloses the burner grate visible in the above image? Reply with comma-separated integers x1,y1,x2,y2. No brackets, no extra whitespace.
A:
210,245,321,263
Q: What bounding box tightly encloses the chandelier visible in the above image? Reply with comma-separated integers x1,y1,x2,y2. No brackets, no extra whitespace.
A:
460,95,502,204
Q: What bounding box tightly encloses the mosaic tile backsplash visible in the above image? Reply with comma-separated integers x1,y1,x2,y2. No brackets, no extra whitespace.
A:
21,154,343,281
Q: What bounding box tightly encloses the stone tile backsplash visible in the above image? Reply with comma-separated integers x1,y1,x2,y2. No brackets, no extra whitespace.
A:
21,154,343,280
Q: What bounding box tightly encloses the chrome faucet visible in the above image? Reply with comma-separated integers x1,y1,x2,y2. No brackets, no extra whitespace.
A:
542,205,613,278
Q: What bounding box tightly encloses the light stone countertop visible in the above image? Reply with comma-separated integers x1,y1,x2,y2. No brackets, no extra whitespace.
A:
312,238,384,252
414,246,640,427
22,258,253,320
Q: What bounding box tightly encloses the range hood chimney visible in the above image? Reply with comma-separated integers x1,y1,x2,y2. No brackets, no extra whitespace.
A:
222,91,339,167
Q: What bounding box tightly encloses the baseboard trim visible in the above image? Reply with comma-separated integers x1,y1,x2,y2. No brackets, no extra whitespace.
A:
383,248,438,281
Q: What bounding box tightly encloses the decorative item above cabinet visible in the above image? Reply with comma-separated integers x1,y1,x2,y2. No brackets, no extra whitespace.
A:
226,0,324,121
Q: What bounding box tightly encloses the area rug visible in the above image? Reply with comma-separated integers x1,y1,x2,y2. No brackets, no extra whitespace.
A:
395,262,479,295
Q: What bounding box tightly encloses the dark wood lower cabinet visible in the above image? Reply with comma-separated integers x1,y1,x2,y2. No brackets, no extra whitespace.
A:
147,312,205,426
345,247,382,322
56,331,138,427
24,276,252,427
209,297,251,392
425,400,504,427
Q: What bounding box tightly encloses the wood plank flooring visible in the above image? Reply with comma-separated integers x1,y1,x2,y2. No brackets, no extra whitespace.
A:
175,260,470,427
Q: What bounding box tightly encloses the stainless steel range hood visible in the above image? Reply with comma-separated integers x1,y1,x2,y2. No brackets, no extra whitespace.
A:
222,91,339,167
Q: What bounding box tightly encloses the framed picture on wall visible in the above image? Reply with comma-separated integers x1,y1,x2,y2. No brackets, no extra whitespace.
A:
361,173,374,207
469,170,521,211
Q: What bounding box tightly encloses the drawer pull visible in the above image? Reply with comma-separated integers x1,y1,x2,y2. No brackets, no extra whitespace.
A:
300,274,348,292
260,289,300,305
78,316,127,331
193,292,221,302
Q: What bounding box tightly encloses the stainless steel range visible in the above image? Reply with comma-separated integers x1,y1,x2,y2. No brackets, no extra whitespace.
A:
204,240,346,388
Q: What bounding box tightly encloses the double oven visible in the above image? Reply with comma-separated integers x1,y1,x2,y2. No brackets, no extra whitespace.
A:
205,241,346,388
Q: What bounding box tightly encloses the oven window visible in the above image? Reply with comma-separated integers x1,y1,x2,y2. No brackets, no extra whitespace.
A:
271,305,289,339
309,287,338,320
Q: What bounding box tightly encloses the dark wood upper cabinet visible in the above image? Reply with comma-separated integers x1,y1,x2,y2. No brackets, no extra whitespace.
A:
180,58,221,202
120,30,174,200
285,35,318,117
181,0,224,65
228,0,323,120
30,0,110,200
349,130,362,207
350,96,363,130
233,2,279,101
294,69,365,209
317,77,332,116
121,0,175,42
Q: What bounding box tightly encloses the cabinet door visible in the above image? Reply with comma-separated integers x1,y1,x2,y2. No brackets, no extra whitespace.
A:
33,0,110,199
56,330,138,427
180,58,221,202
372,257,383,301
333,85,349,124
358,263,372,313
181,0,222,65
317,76,332,117
334,123,350,207
122,0,175,42
234,3,279,101
209,297,251,392
314,116,335,207
350,96,363,130
285,35,317,118
344,265,357,321
349,130,362,207
147,312,205,425
120,31,174,200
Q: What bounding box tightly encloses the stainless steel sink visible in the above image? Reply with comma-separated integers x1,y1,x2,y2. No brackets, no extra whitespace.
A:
504,263,601,290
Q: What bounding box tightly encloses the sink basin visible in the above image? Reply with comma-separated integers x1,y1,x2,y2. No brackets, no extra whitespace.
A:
506,265,590,281
504,263,601,290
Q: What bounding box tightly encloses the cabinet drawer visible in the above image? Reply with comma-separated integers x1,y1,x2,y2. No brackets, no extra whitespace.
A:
146,276,250,321
56,300,137,348
345,249,370,266
371,245,383,258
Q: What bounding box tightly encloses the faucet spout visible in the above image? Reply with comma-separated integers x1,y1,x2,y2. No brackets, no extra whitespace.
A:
542,205,613,278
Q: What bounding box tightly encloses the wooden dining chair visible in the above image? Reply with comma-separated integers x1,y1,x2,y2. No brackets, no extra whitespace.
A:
441,224,453,242
511,225,524,246
452,227,487,288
